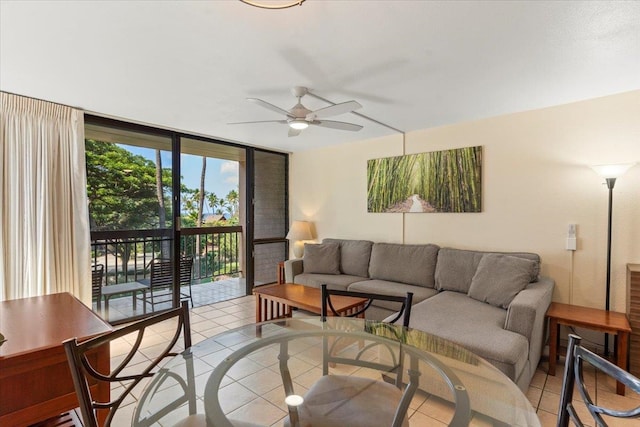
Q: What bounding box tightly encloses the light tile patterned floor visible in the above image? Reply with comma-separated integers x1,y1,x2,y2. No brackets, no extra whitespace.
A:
107,295,640,426
96,278,246,323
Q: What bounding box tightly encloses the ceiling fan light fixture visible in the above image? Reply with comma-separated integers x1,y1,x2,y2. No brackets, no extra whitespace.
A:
289,120,309,130
239,0,305,10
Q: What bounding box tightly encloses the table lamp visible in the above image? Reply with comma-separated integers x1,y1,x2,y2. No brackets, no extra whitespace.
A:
286,221,313,258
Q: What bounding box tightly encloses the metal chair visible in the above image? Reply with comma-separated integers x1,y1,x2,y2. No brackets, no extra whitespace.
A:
179,256,195,307
282,285,416,427
557,334,640,427
63,301,193,427
139,256,194,312
321,283,413,327
91,264,104,311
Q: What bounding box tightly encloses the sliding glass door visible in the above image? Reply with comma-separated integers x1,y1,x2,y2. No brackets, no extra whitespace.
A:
85,120,175,323
179,137,246,304
85,116,288,324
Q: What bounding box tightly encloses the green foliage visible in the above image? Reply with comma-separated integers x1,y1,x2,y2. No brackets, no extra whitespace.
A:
85,139,172,231
182,188,240,228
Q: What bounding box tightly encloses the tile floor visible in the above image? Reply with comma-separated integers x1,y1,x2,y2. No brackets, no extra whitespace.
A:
96,278,246,323
106,295,639,426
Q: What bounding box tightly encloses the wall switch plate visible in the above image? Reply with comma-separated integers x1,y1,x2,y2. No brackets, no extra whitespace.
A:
566,223,577,250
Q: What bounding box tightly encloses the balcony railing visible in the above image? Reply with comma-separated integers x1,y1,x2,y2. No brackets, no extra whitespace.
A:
90,226,243,285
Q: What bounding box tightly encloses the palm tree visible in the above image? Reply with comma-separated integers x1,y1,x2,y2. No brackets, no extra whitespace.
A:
155,149,170,258
225,189,239,218
207,192,221,216
197,157,206,227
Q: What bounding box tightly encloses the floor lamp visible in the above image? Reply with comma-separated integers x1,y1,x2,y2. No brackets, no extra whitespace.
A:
591,163,635,356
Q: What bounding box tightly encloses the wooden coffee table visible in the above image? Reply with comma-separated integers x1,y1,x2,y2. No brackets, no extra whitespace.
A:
254,283,368,322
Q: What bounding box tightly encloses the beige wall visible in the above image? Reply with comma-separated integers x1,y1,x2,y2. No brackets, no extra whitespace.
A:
289,90,640,313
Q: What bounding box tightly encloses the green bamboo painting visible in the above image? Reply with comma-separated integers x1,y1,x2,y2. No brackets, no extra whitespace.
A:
367,146,482,213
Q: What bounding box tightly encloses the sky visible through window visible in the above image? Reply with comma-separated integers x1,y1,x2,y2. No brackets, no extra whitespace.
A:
123,145,239,215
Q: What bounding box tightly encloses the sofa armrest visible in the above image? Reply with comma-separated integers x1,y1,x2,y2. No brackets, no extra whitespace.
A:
284,259,304,283
504,277,555,341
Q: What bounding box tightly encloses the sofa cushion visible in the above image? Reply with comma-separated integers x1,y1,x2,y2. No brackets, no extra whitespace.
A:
407,292,529,381
435,248,485,293
324,238,374,277
468,254,536,309
347,279,439,311
303,243,340,275
435,248,541,293
294,273,367,291
368,243,439,288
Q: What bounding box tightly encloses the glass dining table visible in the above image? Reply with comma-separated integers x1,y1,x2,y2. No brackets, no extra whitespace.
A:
132,317,540,427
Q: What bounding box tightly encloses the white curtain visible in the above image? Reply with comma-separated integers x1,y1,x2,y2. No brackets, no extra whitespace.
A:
0,92,91,305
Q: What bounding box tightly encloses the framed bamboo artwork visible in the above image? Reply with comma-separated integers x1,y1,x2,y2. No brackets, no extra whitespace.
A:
367,146,482,213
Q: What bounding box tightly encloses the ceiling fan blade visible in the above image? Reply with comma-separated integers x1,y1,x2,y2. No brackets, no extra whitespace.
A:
247,98,292,117
311,120,363,132
306,100,362,120
288,127,302,137
228,120,287,125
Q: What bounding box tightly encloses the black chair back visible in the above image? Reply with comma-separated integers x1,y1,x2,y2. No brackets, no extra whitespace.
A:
150,258,173,290
320,284,413,328
63,301,192,427
91,264,104,304
558,334,640,426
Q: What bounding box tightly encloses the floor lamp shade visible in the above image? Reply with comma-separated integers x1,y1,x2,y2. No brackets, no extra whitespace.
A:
286,221,313,258
591,162,635,354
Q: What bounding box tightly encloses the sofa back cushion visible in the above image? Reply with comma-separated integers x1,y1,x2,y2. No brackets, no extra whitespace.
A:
368,243,439,288
435,248,485,293
468,254,537,308
435,248,541,293
303,243,341,275
323,238,374,277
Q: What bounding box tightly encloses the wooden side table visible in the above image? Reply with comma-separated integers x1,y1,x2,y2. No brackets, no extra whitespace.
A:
546,302,632,395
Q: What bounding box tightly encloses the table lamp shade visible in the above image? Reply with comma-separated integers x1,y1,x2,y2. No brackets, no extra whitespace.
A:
286,221,313,258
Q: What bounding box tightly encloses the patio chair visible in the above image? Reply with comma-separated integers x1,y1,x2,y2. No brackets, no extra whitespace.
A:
282,285,416,427
139,256,194,312
63,301,196,427
91,264,104,311
557,334,640,426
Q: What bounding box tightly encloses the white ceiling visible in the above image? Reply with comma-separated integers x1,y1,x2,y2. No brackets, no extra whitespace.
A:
1,1,639,153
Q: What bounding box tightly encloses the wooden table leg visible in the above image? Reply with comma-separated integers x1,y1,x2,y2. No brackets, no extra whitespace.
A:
616,331,628,395
548,317,558,376
256,294,263,322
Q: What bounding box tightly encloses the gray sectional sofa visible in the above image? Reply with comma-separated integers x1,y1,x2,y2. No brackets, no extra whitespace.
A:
284,238,555,392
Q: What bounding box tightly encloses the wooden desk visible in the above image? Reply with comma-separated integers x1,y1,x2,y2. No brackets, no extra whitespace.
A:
0,293,113,426
546,302,632,395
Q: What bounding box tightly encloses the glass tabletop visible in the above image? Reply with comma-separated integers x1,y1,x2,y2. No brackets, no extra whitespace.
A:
132,317,540,427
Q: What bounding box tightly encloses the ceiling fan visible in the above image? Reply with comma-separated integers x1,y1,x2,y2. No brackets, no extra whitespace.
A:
230,86,363,137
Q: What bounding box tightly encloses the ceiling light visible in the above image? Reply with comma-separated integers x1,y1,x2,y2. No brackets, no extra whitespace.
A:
289,120,309,130
239,0,306,9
